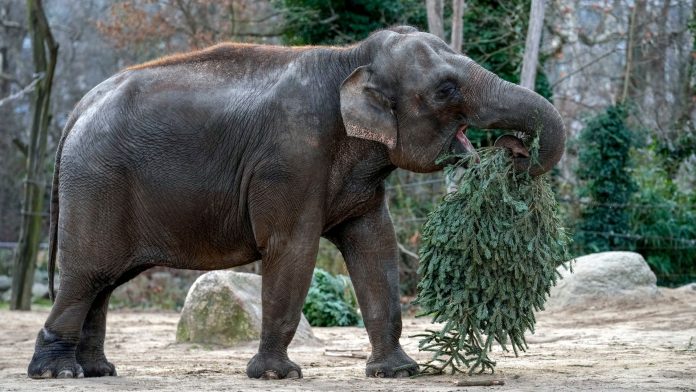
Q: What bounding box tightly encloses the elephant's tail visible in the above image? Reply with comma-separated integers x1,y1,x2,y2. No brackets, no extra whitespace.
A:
47,139,64,303
47,150,59,302
48,113,77,303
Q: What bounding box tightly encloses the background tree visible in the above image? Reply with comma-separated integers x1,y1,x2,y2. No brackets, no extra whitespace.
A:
449,0,465,53
10,0,58,310
425,0,444,40
425,0,465,53
282,0,425,45
574,105,635,253
97,0,283,64
519,0,544,90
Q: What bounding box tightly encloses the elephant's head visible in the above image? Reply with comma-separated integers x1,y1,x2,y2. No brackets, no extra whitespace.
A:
340,26,565,176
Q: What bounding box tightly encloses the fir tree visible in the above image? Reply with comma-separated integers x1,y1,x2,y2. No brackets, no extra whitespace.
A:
575,105,636,252
415,148,571,375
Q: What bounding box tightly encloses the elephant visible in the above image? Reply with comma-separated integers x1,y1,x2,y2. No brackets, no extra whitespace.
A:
28,25,565,380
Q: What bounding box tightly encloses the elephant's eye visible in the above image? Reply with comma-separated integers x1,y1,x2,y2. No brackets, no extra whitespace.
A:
435,81,460,101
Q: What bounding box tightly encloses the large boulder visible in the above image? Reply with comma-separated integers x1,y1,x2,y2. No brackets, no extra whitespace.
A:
0,275,11,292
32,282,49,300
676,283,696,292
545,251,659,310
176,271,319,346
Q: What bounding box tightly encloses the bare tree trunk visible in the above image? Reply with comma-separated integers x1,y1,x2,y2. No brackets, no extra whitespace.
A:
10,0,58,311
520,0,545,90
426,0,444,40
621,0,639,104
450,0,464,52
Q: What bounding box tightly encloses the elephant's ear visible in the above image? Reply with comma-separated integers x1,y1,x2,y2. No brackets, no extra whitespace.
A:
339,66,397,149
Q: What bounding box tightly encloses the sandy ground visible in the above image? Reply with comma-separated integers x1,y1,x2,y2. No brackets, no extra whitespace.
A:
1,288,695,392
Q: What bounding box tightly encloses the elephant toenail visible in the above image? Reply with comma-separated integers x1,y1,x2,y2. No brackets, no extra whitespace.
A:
375,371,385,378
395,370,410,378
57,370,73,378
40,370,52,378
262,370,279,379
286,370,301,379
77,371,85,378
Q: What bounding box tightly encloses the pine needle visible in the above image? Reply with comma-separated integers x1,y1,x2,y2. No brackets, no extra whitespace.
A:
414,147,572,375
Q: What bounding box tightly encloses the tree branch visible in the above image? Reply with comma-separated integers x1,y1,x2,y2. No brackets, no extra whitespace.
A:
549,49,620,89
0,74,43,107
0,19,22,29
12,137,28,157
0,72,19,84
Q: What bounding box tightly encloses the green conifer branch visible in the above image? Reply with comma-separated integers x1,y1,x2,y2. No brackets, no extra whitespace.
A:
414,148,572,375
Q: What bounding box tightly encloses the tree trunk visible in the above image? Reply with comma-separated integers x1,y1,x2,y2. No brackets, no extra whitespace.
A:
426,0,444,40
450,0,464,53
520,0,545,90
10,0,58,311
621,0,639,104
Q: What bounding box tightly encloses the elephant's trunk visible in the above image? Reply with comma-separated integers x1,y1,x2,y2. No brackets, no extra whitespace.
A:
466,64,566,177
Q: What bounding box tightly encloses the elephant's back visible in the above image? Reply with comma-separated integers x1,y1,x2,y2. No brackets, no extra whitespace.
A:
57,69,264,269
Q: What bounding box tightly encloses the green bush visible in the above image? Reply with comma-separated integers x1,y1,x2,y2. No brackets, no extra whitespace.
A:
575,105,636,253
302,268,361,327
629,147,696,286
315,238,348,276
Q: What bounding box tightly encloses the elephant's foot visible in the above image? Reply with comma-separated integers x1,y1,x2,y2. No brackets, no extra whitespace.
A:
28,328,84,379
366,347,419,378
246,352,302,379
76,353,117,377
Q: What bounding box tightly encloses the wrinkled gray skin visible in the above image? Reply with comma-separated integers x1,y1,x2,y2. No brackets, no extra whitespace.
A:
29,26,564,380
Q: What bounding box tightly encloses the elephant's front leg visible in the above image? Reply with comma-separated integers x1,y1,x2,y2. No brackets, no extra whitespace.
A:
246,227,320,380
327,201,419,377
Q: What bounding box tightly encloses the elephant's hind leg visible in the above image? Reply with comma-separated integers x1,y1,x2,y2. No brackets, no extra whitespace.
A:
76,288,117,377
28,273,101,379
76,266,149,377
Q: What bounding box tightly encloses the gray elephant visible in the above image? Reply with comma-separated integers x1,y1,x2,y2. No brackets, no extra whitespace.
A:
28,26,564,379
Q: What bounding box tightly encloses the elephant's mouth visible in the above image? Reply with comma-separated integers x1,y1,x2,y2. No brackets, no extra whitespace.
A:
453,124,476,155
448,124,478,158
438,124,478,167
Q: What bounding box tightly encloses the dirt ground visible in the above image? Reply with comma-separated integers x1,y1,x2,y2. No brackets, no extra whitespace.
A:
1,288,695,392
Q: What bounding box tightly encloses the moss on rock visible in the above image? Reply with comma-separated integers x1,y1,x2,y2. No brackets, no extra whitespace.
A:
176,271,317,346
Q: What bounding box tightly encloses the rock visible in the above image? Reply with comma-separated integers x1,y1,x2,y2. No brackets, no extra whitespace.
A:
177,271,319,347
32,282,49,300
545,251,658,310
0,275,11,292
676,283,696,292
34,269,48,284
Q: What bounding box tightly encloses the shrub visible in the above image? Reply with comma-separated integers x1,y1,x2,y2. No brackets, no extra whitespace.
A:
575,105,636,253
629,147,696,286
302,268,361,327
